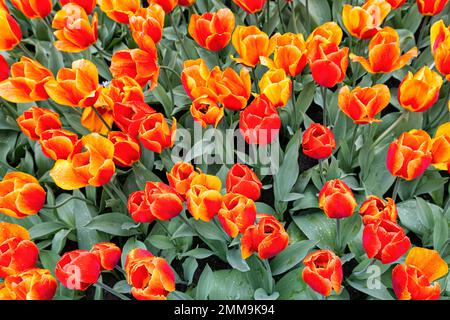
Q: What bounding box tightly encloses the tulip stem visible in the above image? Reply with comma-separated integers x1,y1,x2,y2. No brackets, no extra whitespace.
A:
105,182,128,206
348,124,358,168
93,43,112,59
94,282,131,300
291,77,298,131
372,112,408,147
321,86,327,127
43,196,95,209
262,259,274,294
336,218,342,252
318,159,326,184
91,106,113,132
159,65,181,80
391,177,401,202
251,68,260,94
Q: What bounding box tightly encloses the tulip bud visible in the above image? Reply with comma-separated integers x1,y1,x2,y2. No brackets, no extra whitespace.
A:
302,123,336,160
91,242,121,271
226,164,262,201
0,11,22,51
319,179,357,219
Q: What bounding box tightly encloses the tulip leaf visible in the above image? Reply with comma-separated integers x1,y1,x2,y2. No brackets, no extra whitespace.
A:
270,240,318,276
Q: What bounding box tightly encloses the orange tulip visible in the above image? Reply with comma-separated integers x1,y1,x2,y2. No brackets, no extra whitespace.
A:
181,59,211,100
50,133,115,190
125,248,175,300
129,4,165,53
259,69,292,108
226,164,262,201
417,0,448,15
0,0,8,13
359,196,397,225
0,11,22,51
1,268,57,300
11,0,52,19
241,214,289,259
218,193,256,238
148,0,178,13
145,182,184,221
302,123,336,160
431,21,450,80
52,4,98,53
319,179,357,219
261,32,308,77
207,66,251,111
398,67,443,112
91,242,121,271
0,172,46,219
16,106,62,141
188,8,235,52
80,106,114,135
186,185,223,222
0,55,8,81
386,0,407,8
110,49,159,89
342,0,391,39
350,27,418,73
430,20,450,54
108,131,141,167
45,59,100,107
60,0,97,14
97,76,145,109
138,113,176,153
232,25,276,68
179,0,195,5
113,101,155,137
431,122,450,171
0,222,30,243
128,190,154,223
386,130,432,180
167,161,199,197
308,39,349,88
190,95,224,128
190,173,222,191
0,237,39,277
39,129,80,161
232,0,266,13
392,247,448,300
306,22,343,51
97,0,140,24
338,84,391,124
0,57,53,103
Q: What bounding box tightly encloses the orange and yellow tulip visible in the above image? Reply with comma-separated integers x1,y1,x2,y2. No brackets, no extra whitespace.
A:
232,0,266,14
226,164,262,201
91,242,121,271
60,0,97,14
302,123,336,160
16,106,62,141
306,21,343,51
359,196,397,225
39,129,80,161
0,268,57,300
190,173,222,191
431,122,450,171
11,0,52,19
145,182,184,221
430,20,450,80
342,0,391,39
186,185,223,222
138,113,176,153
148,0,178,13
113,101,155,137
80,106,113,135
167,162,199,197
190,94,224,128
181,58,211,100
52,4,98,53
0,237,39,277
0,222,30,243
108,131,141,167
0,11,22,51
97,0,140,24
416,0,448,16
319,179,357,219
188,8,235,52
129,4,165,53
350,27,418,73
218,193,256,238
338,84,391,124
259,69,292,108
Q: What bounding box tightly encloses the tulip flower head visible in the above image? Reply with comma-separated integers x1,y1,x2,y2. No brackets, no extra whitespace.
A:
319,179,357,219
226,164,262,201
431,122,450,172
359,196,397,225
302,123,336,160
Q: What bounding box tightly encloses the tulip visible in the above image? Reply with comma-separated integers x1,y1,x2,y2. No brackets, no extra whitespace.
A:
0,55,8,82
129,5,165,53
0,222,30,243
186,185,223,221
179,0,195,5
261,32,308,77
342,0,391,39
259,69,292,108
386,129,432,180
319,179,357,219
0,172,46,219
302,249,343,297
359,196,397,225
0,57,53,103
148,0,178,13
306,22,343,52
138,113,176,153
108,131,141,167
218,193,256,238
1,268,57,300
167,162,199,196
145,182,184,220
363,219,411,264
431,122,450,171
239,96,281,145
226,164,262,201
190,173,222,191
207,66,251,111
0,11,22,51
60,0,96,14
385,0,407,8
302,123,336,159
0,237,39,278
232,0,266,14
125,248,175,300
190,95,224,128
50,133,115,190
430,20,449,55
55,250,101,291
91,243,121,271
0,0,8,13
181,58,211,100
392,247,448,300
308,39,348,88
11,0,52,19
398,67,443,112
16,106,62,141
350,27,418,73
52,4,98,53
338,84,391,124
128,190,154,223
97,76,145,110
39,129,80,161
97,0,140,24
188,8,235,52
110,49,159,89
113,101,156,137
430,21,450,80
241,214,289,259
232,25,276,68
416,0,448,15
45,59,100,107
81,106,114,135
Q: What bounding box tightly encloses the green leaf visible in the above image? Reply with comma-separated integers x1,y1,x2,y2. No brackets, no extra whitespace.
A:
29,221,66,239
195,264,213,300
84,212,140,237
226,248,250,272
209,269,254,300
181,247,214,259
270,240,318,276
346,279,394,300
